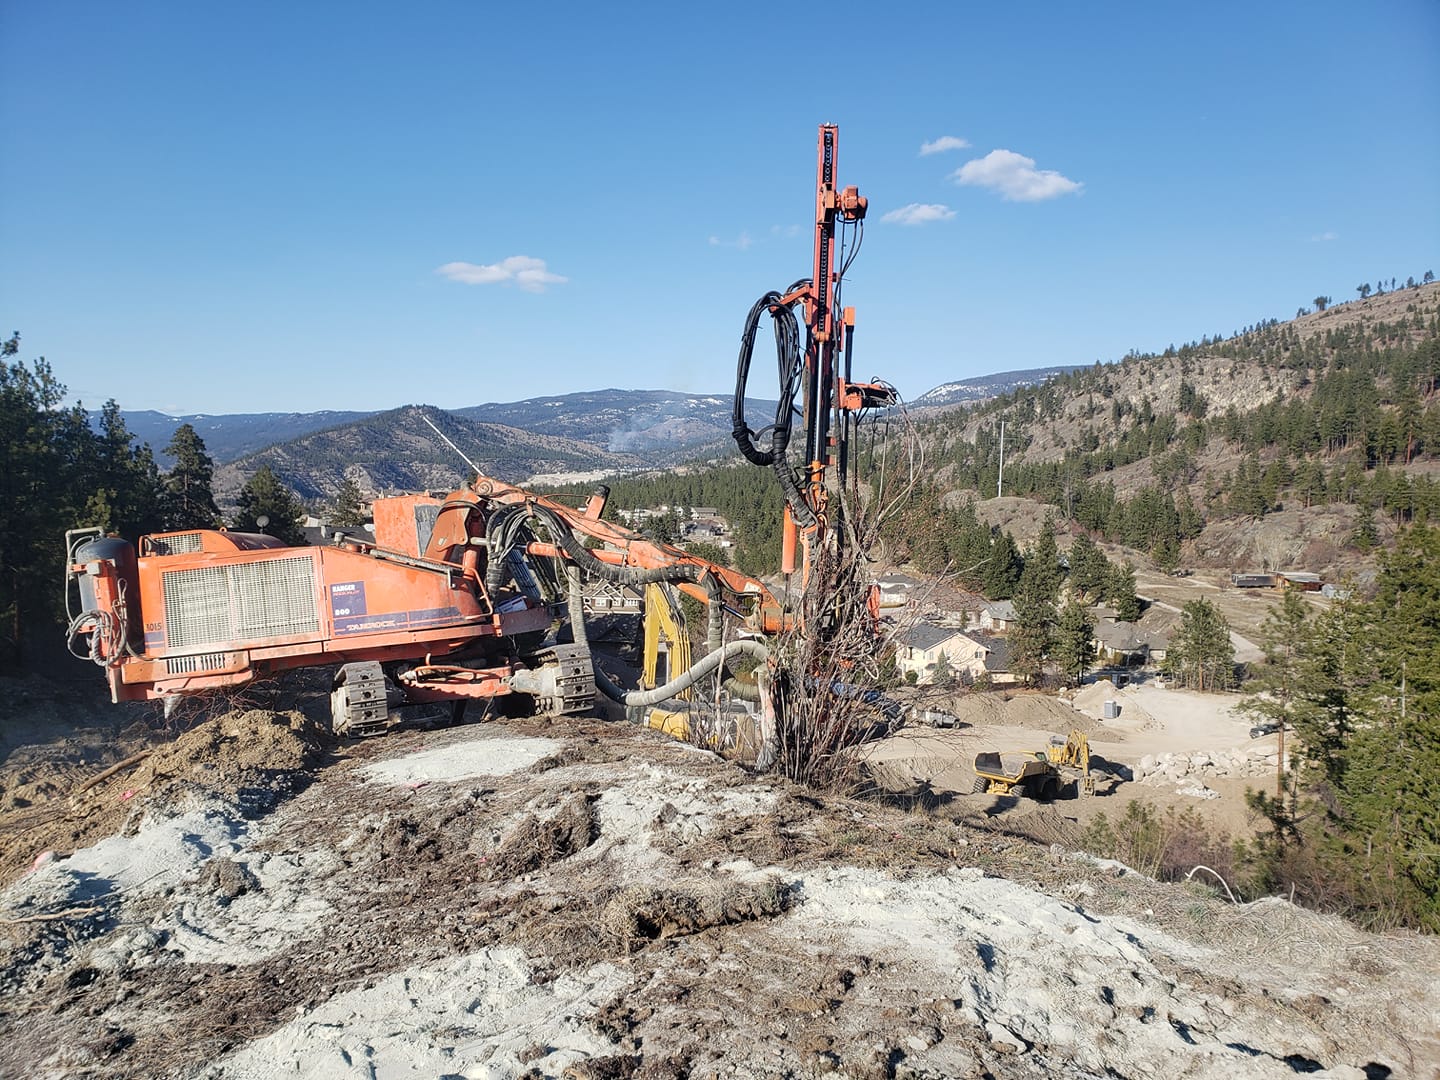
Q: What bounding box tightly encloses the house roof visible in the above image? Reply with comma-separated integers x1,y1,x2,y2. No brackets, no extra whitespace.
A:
970,632,1010,672
897,623,988,654
876,572,921,587
984,600,1017,620
1094,620,1149,652
897,623,962,652
1138,627,1171,648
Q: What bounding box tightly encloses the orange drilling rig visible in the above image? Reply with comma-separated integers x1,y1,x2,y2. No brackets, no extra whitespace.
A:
65,123,895,752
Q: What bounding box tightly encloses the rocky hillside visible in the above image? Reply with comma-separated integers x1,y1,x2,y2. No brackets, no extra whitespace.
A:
908,280,1440,580
212,405,644,504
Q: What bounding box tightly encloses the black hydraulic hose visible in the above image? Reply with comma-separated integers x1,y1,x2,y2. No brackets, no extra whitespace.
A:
733,291,798,468
731,287,819,529
535,504,703,587
771,437,817,529
483,504,530,594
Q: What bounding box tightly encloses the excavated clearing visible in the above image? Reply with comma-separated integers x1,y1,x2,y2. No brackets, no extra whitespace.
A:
0,702,1437,1079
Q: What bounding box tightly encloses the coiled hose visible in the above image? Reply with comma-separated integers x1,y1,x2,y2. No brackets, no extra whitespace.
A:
730,286,818,529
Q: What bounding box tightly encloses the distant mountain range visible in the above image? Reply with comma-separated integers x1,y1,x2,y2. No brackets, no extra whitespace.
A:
455,390,775,456
211,404,646,503
116,410,374,465
116,367,1073,504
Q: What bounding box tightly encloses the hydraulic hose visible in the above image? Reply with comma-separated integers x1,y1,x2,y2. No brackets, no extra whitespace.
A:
562,540,752,711
535,503,704,587
732,291,797,468
566,564,589,654
730,287,818,529
593,639,770,708
706,581,724,655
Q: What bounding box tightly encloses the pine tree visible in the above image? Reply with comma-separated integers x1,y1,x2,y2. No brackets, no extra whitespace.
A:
1009,555,1058,685
1,335,109,669
233,466,308,545
1053,600,1095,686
1067,533,1109,599
931,649,955,687
980,529,1022,599
329,476,368,527
1152,533,1181,574
1349,509,1378,552
1029,517,1062,602
1239,589,1313,805
1167,598,1235,691
162,423,220,530
84,400,163,539
1108,561,1141,622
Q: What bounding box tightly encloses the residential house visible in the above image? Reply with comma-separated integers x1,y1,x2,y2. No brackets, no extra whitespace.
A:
979,600,1017,632
896,625,1009,685
970,632,1014,685
874,572,921,610
1092,620,1153,667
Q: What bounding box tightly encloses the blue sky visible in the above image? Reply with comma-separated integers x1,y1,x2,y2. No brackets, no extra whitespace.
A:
2,1,1437,416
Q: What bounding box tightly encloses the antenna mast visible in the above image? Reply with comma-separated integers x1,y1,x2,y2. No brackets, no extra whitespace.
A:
997,419,1006,499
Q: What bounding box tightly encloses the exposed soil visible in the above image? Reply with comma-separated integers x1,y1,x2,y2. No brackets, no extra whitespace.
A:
0,679,1437,1079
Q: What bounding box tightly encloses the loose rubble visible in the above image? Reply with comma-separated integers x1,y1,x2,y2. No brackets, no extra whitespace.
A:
0,706,1436,1078
1134,743,1288,796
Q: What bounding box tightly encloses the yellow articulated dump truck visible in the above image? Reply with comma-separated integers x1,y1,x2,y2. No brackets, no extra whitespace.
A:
972,731,1094,800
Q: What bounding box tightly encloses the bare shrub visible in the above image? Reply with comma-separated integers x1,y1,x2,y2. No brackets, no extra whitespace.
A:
765,410,925,790
1081,800,1239,892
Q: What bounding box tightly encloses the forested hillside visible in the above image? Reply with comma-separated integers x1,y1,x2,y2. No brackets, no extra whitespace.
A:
885,280,1440,576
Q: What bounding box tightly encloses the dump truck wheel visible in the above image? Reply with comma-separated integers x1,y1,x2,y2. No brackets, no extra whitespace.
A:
971,773,988,794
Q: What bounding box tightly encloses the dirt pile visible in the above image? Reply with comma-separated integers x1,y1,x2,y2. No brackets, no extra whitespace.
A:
0,708,326,888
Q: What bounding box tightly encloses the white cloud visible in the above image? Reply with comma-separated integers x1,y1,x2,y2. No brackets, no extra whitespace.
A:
880,203,956,226
920,136,970,156
1310,231,1339,242
435,256,568,293
708,231,753,250
951,149,1082,202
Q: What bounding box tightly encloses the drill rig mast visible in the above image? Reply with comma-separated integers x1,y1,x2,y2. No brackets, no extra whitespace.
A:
731,123,897,590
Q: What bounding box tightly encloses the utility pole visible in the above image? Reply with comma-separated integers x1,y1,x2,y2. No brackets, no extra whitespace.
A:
997,420,1006,499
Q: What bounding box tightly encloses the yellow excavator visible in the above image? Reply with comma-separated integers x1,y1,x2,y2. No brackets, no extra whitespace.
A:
972,731,1093,800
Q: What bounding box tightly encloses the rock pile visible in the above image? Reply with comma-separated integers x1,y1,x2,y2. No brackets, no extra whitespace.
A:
1132,742,1289,798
